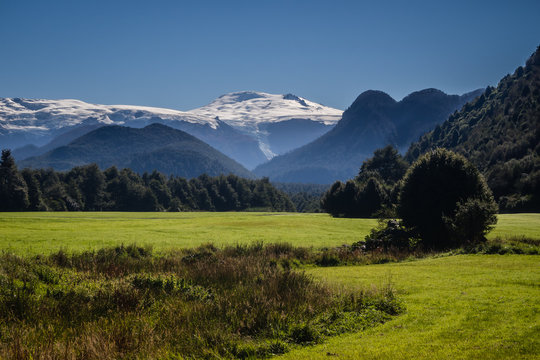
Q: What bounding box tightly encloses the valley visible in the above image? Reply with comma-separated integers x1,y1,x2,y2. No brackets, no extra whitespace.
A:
0,4,538,357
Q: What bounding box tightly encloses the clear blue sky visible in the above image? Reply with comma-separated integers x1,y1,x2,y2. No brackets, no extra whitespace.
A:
1,0,539,110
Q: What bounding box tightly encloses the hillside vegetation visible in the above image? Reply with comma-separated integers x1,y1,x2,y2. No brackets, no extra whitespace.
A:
407,47,540,212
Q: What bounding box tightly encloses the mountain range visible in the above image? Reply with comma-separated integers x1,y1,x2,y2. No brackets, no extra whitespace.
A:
20,123,253,179
2,88,485,183
1,92,342,169
253,88,483,184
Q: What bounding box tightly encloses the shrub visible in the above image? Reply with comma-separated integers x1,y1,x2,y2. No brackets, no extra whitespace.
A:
363,219,414,251
445,198,498,244
397,148,498,249
289,323,321,344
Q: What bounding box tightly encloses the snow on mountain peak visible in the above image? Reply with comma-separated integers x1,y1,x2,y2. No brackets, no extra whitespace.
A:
187,91,343,159
1,92,343,165
217,91,266,104
188,91,342,128
0,97,220,133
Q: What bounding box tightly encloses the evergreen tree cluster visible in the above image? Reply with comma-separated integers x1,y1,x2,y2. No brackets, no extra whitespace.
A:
321,146,408,217
0,150,295,212
273,182,329,213
406,46,540,212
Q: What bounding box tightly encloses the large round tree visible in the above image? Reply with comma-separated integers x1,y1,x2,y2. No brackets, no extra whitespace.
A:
397,148,497,249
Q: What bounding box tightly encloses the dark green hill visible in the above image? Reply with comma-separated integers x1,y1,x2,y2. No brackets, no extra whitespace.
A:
406,46,540,212
20,123,254,178
254,88,482,184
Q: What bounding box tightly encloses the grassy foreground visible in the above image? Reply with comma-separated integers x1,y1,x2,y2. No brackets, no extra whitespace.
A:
283,255,540,359
1,212,539,255
0,244,402,359
1,212,539,358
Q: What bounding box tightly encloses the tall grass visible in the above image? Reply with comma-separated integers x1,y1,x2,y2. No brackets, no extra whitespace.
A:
0,243,402,359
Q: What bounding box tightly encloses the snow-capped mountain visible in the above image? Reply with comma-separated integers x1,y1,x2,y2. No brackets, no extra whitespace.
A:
188,91,343,158
0,97,266,169
0,97,219,133
0,92,343,169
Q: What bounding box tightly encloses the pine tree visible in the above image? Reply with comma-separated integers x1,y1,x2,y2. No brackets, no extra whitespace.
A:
0,149,29,211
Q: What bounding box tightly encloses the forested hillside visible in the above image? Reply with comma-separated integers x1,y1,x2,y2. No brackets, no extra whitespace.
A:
407,46,540,212
20,123,254,179
0,150,294,212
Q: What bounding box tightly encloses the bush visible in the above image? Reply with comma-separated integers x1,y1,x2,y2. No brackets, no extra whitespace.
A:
363,219,414,251
445,198,498,244
397,148,497,249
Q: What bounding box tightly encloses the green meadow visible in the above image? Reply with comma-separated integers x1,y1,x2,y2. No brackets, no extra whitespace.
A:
0,212,539,359
284,255,540,360
0,212,377,255
1,212,539,255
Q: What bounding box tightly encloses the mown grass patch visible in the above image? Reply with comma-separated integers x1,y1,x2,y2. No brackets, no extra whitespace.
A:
282,255,540,360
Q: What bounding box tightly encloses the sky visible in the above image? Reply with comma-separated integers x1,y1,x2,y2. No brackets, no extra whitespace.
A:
1,0,539,110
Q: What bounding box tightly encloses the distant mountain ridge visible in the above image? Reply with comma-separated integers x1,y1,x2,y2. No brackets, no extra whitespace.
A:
0,97,266,169
1,92,343,169
12,124,103,160
254,88,483,184
20,123,253,179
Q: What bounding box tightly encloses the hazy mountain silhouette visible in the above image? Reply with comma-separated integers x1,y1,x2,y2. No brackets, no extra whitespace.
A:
254,88,483,183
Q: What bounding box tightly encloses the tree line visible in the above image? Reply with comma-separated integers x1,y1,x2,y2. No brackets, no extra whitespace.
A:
321,145,408,218
273,182,329,213
0,150,295,212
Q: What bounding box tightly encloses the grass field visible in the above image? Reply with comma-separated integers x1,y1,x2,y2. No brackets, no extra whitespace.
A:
0,212,375,255
0,212,539,358
283,255,540,359
0,212,539,255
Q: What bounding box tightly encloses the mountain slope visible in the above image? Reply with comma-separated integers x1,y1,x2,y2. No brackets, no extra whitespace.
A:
0,98,266,169
407,46,540,211
188,91,343,158
254,88,482,184
20,123,253,178
12,124,104,160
